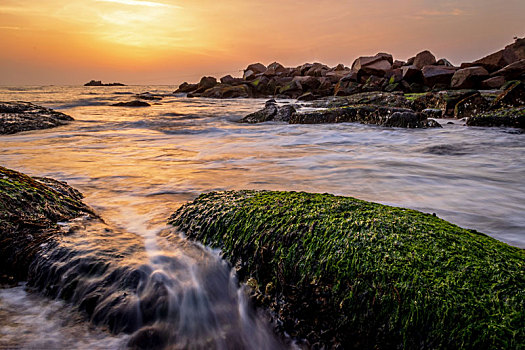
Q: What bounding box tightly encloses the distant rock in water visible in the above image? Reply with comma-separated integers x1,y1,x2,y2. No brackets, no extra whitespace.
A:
85,80,126,86
111,100,151,107
0,101,74,134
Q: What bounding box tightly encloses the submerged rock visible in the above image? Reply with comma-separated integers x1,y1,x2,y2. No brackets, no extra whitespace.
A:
111,100,151,107
240,100,296,123
169,190,525,349
0,101,74,134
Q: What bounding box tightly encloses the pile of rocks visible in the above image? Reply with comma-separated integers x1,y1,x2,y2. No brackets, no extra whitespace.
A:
175,38,525,100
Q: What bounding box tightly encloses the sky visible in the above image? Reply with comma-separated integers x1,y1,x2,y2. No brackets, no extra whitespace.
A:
1,0,524,85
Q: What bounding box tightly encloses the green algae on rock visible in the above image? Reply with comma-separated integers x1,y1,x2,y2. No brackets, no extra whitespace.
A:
466,107,525,128
169,190,525,349
0,166,95,282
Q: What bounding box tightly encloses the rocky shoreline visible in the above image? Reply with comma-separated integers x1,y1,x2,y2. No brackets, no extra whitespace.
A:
177,37,525,129
170,190,525,349
0,101,74,134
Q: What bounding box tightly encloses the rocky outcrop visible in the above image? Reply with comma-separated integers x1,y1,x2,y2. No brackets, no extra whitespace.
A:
111,100,151,107
84,80,125,86
0,101,74,135
241,100,296,123
0,166,95,281
175,38,525,104
466,107,525,128
170,190,525,349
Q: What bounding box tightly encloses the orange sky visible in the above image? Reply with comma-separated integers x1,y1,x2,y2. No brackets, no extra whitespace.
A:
1,0,524,85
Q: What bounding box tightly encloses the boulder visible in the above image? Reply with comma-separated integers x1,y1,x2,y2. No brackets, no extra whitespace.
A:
111,100,151,107
402,65,424,83
436,58,454,67
200,84,253,98
264,62,287,76
421,108,443,119
383,111,442,128
421,66,457,88
413,50,437,69
333,63,347,71
220,75,244,85
362,75,384,92
175,82,198,93
241,100,279,123
325,71,350,83
453,93,489,119
0,101,74,135
351,53,393,77
471,37,525,72
278,80,303,98
466,107,525,128
490,59,525,80
274,105,296,122
392,60,405,69
491,81,525,109
334,81,360,96
292,76,321,91
245,63,267,75
481,76,506,89
450,66,489,89
305,63,330,77
195,76,218,93
243,70,256,80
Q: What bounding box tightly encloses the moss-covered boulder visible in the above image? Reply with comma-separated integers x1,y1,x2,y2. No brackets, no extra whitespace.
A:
0,166,95,282
466,107,525,128
170,190,525,349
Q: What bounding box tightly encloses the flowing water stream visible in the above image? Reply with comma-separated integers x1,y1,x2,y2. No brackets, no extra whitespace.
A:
0,85,524,348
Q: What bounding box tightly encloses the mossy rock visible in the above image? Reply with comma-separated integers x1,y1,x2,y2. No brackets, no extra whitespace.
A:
466,107,525,128
0,166,95,281
170,190,525,349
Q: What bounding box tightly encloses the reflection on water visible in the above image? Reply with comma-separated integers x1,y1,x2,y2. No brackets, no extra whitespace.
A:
0,85,524,347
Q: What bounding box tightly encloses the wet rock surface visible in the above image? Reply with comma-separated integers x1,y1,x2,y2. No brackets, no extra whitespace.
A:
170,190,525,349
111,100,151,107
0,101,74,134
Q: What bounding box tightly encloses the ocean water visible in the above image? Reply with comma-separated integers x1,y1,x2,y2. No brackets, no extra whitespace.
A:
0,85,524,348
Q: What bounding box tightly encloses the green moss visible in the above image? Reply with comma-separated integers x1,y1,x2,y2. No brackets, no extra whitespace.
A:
404,93,427,101
170,190,525,349
466,107,525,128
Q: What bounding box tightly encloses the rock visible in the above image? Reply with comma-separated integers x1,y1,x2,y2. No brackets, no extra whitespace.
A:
421,66,458,88
175,82,198,93
246,63,267,74
351,53,393,77
170,190,525,349
362,75,384,92
195,76,218,93
490,59,525,80
333,63,347,71
392,60,405,69
402,65,424,83
481,76,506,89
383,111,441,128
421,108,443,119
491,81,525,108
264,62,287,76
0,101,74,134
466,107,525,128
431,90,479,116
450,66,489,89
278,80,303,98
220,75,243,85
111,100,151,107
413,50,437,69
240,100,278,123
136,93,162,101
200,84,253,98
243,70,256,80
84,80,125,86
334,81,360,96
275,105,296,122
292,76,321,91
471,37,525,72
454,93,489,119
436,58,454,67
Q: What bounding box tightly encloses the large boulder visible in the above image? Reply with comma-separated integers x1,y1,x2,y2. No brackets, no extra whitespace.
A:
466,107,525,128
470,37,525,72
413,50,437,69
450,66,489,89
351,53,393,77
170,190,524,348
402,65,424,83
292,76,321,91
245,63,267,75
220,75,244,85
195,76,218,93
174,82,198,93
240,100,296,123
200,84,253,98
490,59,525,80
491,81,525,109
453,93,489,119
421,66,458,88
264,62,287,76
481,76,506,89
0,101,74,134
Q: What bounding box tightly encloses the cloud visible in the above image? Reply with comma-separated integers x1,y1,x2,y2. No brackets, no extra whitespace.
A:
95,0,180,8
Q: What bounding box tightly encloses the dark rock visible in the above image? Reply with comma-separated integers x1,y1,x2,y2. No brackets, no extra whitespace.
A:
305,63,330,77
392,60,405,69
136,93,162,101
413,50,437,69
246,63,267,75
293,76,321,91
275,105,296,122
490,59,525,80
421,66,458,88
351,53,393,77
128,326,169,350
84,80,125,86
383,111,442,128
466,107,525,128
481,76,506,89
334,81,360,96
402,65,424,83
491,81,525,108
436,58,454,67
421,108,443,119
362,75,384,92
240,101,278,123
0,101,74,134
111,100,151,107
220,75,243,85
195,76,218,93
243,70,256,81
297,92,316,101
471,37,525,72
450,66,489,89
200,84,253,98
432,90,479,116
454,93,489,119
175,82,198,93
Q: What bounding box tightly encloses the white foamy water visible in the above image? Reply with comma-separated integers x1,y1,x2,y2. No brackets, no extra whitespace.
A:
0,85,524,348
